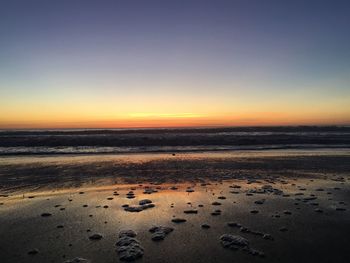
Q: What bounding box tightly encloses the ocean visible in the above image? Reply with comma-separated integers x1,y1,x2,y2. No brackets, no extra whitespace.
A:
1,126,349,156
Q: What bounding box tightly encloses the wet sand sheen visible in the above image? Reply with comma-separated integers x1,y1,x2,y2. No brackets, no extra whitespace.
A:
0,151,349,263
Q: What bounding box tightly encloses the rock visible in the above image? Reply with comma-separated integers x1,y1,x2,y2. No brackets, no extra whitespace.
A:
142,203,155,210
171,218,186,223
227,222,241,228
149,226,174,241
186,188,194,193
119,230,137,238
116,231,144,261
250,210,259,214
218,196,226,199
139,199,152,205
246,247,265,257
336,207,346,211
184,209,198,214
143,188,158,194
283,210,292,215
303,197,317,202
117,242,144,261
279,227,288,232
201,224,210,229
240,227,250,233
220,234,249,249
211,210,221,216
41,213,52,217
211,202,221,206
315,208,323,213
28,249,39,255
254,199,265,205
89,233,103,240
64,258,90,263
124,203,155,212
124,206,143,212
116,236,139,246
262,234,273,240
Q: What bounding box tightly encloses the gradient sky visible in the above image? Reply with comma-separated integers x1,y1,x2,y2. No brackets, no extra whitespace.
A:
0,0,349,128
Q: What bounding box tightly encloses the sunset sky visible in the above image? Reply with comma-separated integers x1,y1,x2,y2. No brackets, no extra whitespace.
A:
1,0,349,128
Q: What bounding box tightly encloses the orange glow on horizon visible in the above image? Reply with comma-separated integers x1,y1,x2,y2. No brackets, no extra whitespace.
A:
1,111,349,129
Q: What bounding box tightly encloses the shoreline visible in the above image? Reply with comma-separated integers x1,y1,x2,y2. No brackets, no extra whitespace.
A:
1,149,349,194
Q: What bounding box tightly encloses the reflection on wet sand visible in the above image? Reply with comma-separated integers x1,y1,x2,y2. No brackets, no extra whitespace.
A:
0,177,349,262
0,149,350,193
0,150,349,263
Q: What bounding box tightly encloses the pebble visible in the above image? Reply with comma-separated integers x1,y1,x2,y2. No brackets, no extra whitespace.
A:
41,213,52,217
220,234,249,249
149,226,174,241
184,209,198,214
119,230,137,238
27,249,39,255
254,199,265,205
89,233,103,240
336,207,346,211
171,218,187,223
227,222,241,227
211,210,221,216
64,258,90,263
139,199,152,205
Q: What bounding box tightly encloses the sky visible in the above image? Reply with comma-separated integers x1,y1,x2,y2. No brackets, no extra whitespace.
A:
0,0,349,128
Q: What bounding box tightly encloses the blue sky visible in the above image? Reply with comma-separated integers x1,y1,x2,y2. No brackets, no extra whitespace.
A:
0,0,349,127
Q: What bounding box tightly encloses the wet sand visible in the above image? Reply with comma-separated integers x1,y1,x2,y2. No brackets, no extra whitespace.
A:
0,150,349,263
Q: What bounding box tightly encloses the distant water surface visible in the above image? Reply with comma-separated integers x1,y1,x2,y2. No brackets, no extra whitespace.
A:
0,126,349,156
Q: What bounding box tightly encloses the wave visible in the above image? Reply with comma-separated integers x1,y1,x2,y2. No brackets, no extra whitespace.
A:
0,126,349,155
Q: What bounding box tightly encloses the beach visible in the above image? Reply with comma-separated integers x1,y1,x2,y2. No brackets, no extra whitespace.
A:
0,149,349,263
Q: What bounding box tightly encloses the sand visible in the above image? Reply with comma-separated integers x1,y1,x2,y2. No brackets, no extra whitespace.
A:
0,150,349,263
